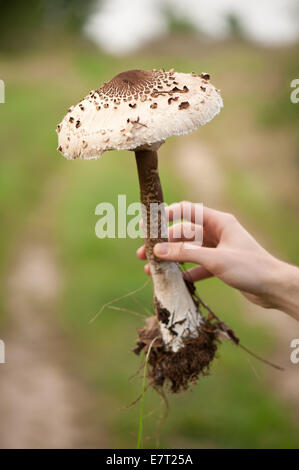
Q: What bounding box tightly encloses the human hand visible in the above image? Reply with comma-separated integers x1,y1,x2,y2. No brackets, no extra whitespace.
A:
137,202,299,320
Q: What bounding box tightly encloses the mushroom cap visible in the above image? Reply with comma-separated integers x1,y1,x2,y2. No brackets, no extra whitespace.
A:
57,69,223,160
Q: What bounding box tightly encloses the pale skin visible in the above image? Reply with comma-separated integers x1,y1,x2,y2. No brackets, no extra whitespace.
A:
137,202,299,322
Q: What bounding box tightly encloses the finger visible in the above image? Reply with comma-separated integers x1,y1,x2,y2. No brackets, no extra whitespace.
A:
203,207,239,242
136,245,146,260
144,263,150,276
168,222,203,243
166,201,203,225
153,242,220,272
166,202,238,244
168,220,215,248
182,266,213,283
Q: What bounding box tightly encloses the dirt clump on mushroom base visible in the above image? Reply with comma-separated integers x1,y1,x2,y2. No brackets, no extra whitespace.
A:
133,314,219,393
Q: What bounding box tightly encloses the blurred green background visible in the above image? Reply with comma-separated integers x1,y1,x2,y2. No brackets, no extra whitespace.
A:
0,0,299,449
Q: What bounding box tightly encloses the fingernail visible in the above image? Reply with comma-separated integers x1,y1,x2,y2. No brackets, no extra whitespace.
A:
154,243,169,256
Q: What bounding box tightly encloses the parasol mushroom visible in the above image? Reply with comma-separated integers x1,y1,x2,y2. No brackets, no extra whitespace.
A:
57,69,224,391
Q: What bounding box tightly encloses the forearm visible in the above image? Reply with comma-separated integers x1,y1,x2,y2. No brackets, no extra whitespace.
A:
269,260,299,321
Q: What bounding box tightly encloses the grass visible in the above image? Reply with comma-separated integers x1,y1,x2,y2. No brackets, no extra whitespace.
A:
0,34,299,448
136,336,159,449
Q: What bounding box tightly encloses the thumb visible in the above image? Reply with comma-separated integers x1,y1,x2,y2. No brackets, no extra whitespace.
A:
153,242,219,271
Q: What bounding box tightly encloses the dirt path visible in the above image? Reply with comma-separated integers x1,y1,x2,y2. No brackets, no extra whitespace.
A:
173,137,299,418
0,176,110,448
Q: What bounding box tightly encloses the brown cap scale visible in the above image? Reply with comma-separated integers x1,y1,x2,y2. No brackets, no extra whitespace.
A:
57,69,222,160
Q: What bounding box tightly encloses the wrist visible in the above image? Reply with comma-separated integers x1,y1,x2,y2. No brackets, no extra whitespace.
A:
267,258,299,320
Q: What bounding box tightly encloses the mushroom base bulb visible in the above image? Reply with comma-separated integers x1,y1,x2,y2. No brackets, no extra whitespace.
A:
134,314,218,393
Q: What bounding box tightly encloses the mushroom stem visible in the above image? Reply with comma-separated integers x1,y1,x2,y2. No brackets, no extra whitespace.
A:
135,149,203,352
135,149,167,259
